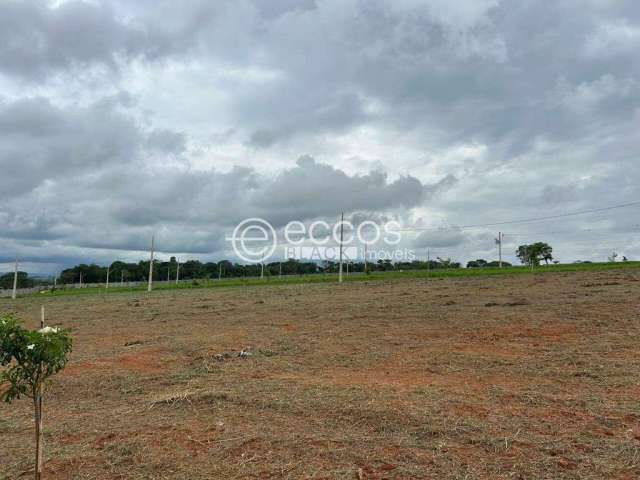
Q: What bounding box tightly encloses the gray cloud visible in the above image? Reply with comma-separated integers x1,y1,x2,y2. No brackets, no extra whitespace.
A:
146,129,187,154
0,0,149,80
414,228,466,249
1,0,640,272
0,95,151,196
250,156,439,224
0,114,449,264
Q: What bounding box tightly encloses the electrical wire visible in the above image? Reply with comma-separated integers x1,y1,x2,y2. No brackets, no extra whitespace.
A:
395,200,640,232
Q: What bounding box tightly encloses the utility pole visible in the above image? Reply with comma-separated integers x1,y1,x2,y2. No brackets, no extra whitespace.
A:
496,232,503,268
40,305,45,329
279,262,282,279
427,248,430,276
363,243,368,274
218,263,222,281
121,270,124,286
176,259,180,284
106,265,110,289
338,212,344,283
11,260,18,300
167,266,170,282
147,234,154,293
260,253,264,279
79,272,83,288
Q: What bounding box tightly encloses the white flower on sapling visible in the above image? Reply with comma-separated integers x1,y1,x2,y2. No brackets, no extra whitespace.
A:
27,344,35,350
38,326,59,334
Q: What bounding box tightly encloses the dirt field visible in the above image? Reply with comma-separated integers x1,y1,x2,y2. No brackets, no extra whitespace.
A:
1,269,640,479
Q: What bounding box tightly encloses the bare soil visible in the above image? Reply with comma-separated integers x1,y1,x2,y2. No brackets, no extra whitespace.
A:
1,269,640,479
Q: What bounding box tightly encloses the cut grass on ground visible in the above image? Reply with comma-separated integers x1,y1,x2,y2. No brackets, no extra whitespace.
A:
1,266,639,478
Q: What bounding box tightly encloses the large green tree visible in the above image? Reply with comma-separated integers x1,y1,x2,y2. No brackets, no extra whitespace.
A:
516,242,553,266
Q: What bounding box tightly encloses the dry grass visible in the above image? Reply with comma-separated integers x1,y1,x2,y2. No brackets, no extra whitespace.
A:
1,268,640,479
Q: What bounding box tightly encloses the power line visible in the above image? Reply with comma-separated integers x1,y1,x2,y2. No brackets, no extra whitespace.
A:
396,200,640,232
504,225,640,236
503,238,639,248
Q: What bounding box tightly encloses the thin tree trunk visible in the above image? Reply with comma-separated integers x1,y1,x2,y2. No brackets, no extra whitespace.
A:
34,390,43,480
12,260,18,300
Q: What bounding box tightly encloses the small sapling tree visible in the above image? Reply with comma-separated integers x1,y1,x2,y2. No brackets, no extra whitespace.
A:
0,315,72,480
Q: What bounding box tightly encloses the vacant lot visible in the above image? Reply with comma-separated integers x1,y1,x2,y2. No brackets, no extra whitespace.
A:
1,268,639,479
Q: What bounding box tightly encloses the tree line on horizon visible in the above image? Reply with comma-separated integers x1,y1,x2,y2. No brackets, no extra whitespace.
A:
7,242,618,289
52,256,466,285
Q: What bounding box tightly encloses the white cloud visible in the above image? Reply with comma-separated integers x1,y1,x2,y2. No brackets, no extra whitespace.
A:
584,20,640,58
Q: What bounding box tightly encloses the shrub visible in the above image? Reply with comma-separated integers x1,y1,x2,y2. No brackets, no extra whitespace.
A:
0,315,73,480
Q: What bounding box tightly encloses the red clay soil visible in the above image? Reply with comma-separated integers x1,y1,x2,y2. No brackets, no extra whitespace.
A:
1,268,639,479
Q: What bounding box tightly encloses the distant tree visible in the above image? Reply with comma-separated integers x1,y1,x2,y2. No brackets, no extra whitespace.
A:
436,257,461,269
540,244,553,265
0,272,33,290
516,245,535,266
608,252,618,263
486,260,511,267
516,242,553,266
217,260,233,277
177,260,204,279
109,261,129,283
203,262,218,278
466,259,488,268
376,259,394,271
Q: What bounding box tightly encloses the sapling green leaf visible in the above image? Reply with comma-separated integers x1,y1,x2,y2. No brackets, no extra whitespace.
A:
0,314,73,479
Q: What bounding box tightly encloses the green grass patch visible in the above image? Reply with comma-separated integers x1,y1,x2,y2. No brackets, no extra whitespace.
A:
14,261,640,299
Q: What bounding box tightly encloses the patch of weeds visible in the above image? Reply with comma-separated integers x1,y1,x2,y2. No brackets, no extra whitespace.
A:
612,441,640,468
572,370,600,380
487,384,506,400
0,418,17,434
257,348,279,357
118,382,146,396
148,388,231,408
594,414,622,429
170,369,204,381
104,441,140,466
195,350,258,373
273,338,299,355
361,349,390,362
413,386,432,396
97,374,147,396
410,422,445,441
518,391,550,407
199,353,231,373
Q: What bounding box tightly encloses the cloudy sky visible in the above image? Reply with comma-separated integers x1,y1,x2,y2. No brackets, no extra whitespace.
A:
1,0,639,273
